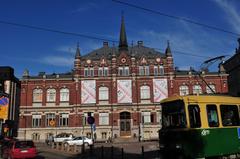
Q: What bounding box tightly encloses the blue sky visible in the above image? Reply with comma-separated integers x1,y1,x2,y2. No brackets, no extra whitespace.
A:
0,0,240,78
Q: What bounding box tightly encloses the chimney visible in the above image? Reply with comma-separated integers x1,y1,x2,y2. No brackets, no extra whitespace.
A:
137,41,143,47
103,41,108,47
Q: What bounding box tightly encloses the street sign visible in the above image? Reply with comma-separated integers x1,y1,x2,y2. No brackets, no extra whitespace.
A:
87,116,95,125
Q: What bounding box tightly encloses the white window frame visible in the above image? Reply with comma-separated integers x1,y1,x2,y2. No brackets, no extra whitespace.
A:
47,88,56,102
179,85,189,96
140,85,150,100
46,113,56,127
99,87,109,101
142,111,151,124
32,114,41,127
60,88,69,102
33,88,43,103
193,85,202,94
99,112,109,125
206,84,216,94
59,113,69,126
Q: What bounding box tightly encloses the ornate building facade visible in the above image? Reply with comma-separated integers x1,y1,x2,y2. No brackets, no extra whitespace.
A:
18,17,228,142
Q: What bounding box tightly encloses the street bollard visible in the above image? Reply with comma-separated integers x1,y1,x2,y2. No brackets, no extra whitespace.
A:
82,144,85,154
67,144,71,152
142,146,144,159
56,143,60,150
51,142,55,149
101,146,104,159
111,146,113,159
121,148,124,159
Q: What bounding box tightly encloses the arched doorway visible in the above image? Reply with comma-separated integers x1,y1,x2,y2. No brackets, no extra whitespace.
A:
120,112,131,136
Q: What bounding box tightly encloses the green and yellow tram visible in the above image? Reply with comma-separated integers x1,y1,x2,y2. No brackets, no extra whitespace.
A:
159,95,240,158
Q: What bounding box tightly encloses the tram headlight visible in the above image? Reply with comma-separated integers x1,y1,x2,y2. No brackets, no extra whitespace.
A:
176,144,182,149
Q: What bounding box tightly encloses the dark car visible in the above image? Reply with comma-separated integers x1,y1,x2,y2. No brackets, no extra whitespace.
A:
2,140,37,159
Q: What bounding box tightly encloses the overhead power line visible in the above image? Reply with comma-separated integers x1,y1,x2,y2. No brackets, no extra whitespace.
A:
0,20,230,59
112,0,240,37
0,20,118,43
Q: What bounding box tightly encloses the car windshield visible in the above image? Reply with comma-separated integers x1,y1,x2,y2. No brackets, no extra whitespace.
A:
15,141,34,148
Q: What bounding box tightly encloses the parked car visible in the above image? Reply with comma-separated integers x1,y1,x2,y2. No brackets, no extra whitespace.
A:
2,140,37,159
64,136,93,146
53,133,74,143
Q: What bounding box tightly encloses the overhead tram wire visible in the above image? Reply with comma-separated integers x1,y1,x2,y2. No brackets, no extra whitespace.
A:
112,0,240,37
0,20,118,43
0,20,230,59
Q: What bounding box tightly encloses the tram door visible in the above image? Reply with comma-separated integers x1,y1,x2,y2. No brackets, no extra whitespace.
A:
120,112,131,136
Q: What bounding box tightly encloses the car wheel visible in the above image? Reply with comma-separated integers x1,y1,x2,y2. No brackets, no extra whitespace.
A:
84,142,89,147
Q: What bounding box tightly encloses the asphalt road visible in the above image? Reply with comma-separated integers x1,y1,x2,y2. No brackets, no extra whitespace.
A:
35,141,161,159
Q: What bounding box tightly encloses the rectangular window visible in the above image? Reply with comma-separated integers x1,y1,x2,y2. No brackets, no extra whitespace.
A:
59,113,69,127
145,66,149,75
84,68,88,77
83,112,94,125
98,68,103,76
188,105,201,128
32,114,41,127
162,100,186,128
104,67,108,76
154,66,158,76
90,68,94,77
46,113,56,127
99,113,109,125
142,111,151,124
124,67,129,76
139,66,144,75
220,105,239,126
156,111,161,123
207,104,219,127
118,67,123,76
159,66,164,75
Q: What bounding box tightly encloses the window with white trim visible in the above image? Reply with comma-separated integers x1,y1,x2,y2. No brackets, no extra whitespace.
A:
47,88,56,102
179,85,189,96
139,65,149,76
99,113,109,125
32,114,41,127
98,67,108,76
46,113,56,127
118,66,129,76
142,111,152,124
60,88,69,102
154,65,164,76
59,113,69,126
140,85,150,100
33,88,43,102
99,87,109,101
193,85,202,95
206,84,216,94
84,67,94,77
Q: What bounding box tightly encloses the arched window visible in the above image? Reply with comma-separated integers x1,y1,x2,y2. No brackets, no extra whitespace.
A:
179,85,189,96
140,85,150,100
206,84,216,94
159,65,164,75
60,88,69,102
193,85,202,94
47,88,56,102
33,88,43,102
99,87,109,101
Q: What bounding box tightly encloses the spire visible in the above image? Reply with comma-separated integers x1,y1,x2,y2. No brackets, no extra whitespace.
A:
119,13,128,51
165,40,172,56
75,42,81,59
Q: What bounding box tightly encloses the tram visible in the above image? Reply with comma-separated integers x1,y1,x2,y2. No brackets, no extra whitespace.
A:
159,95,240,158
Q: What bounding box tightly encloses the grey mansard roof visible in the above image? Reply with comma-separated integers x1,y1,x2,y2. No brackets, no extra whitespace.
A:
82,44,165,61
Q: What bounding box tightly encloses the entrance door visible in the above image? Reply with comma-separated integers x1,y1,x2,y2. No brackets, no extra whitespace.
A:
120,112,131,136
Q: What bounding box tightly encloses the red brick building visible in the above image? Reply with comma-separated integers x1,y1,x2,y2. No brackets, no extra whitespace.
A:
18,16,228,142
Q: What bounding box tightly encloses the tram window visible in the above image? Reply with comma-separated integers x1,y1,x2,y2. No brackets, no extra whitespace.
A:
220,105,240,126
188,105,201,128
206,105,219,127
161,100,186,128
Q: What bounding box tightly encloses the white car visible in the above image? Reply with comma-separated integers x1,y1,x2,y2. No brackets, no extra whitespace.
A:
64,136,93,146
53,133,74,143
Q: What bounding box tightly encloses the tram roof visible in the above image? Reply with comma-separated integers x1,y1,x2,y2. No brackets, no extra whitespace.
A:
160,94,240,105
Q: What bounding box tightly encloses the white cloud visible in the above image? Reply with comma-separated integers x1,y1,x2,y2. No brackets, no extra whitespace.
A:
214,0,240,33
41,56,74,66
72,2,98,13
